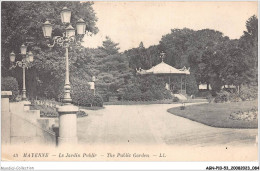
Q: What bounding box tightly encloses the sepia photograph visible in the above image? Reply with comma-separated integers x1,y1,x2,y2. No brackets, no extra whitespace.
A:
1,1,258,170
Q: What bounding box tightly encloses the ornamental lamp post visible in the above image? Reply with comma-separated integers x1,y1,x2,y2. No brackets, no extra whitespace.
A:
9,52,15,62
28,51,34,62
9,44,34,101
76,18,86,35
65,25,75,38
42,21,52,38
60,7,71,24
42,7,87,146
20,44,27,55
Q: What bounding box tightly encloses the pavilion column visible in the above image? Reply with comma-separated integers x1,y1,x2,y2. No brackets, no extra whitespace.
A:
180,75,182,94
185,75,187,94
168,76,171,91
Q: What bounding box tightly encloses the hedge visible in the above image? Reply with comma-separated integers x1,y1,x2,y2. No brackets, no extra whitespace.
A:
1,76,19,101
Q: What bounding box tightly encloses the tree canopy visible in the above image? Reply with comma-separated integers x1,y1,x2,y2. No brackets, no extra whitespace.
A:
2,1,98,99
1,2,257,101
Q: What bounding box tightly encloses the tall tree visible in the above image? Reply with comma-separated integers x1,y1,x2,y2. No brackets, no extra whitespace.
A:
239,15,258,83
159,28,229,94
159,28,195,68
221,40,253,89
125,42,152,70
95,38,132,98
98,36,120,55
1,1,98,99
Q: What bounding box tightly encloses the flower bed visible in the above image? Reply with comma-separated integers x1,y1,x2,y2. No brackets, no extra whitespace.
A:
229,107,258,121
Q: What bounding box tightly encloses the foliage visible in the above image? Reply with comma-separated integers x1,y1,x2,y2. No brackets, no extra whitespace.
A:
125,42,152,70
70,77,95,106
122,84,142,101
160,28,196,68
1,1,98,99
98,36,120,55
221,40,254,88
239,15,258,83
214,90,230,103
186,73,198,96
172,96,179,102
206,95,214,103
2,2,257,104
197,90,212,98
70,77,104,107
229,107,257,121
77,110,88,118
124,16,257,98
229,93,242,102
212,85,257,103
31,104,58,118
31,104,87,118
122,75,172,101
92,95,103,107
209,76,223,96
198,91,215,103
168,100,258,128
94,38,133,98
239,85,258,101
126,28,230,96
1,77,19,101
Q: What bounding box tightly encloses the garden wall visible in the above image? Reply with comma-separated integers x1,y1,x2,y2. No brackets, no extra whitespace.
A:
2,93,57,146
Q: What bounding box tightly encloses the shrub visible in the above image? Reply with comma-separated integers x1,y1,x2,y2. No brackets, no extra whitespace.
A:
1,77,19,101
122,84,142,101
239,85,257,101
72,89,94,106
142,90,154,101
92,95,103,107
122,75,173,101
206,95,214,103
117,95,122,101
77,110,88,118
71,77,102,107
101,94,109,102
163,90,173,99
229,93,242,102
198,90,212,98
214,90,230,103
151,89,164,100
31,104,88,118
172,96,179,102
31,104,58,118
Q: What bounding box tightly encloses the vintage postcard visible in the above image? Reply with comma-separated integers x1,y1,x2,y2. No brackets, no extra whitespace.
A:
1,1,258,169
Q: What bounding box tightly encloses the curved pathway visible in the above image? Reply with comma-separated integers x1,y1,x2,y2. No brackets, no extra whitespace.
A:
77,103,257,147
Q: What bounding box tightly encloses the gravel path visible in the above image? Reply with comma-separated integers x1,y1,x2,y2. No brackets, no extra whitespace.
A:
77,103,257,147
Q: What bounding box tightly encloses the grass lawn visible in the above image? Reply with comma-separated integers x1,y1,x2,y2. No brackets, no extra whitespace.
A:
167,100,258,129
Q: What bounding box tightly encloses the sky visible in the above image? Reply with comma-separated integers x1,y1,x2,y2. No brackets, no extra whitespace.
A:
82,1,258,52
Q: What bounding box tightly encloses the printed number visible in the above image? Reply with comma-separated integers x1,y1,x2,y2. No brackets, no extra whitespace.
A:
13,153,18,157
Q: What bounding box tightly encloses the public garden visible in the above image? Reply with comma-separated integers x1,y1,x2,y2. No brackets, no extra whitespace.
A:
1,2,258,147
